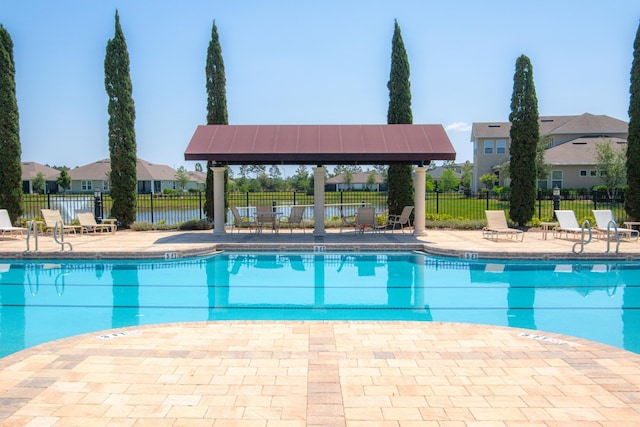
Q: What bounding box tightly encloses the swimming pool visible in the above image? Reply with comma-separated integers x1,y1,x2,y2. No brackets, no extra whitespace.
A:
1,251,639,357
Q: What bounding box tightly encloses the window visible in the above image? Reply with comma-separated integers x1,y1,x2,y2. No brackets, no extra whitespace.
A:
496,140,507,155
484,140,494,155
579,170,587,177
589,169,598,177
81,180,92,191
551,170,563,189
103,181,110,191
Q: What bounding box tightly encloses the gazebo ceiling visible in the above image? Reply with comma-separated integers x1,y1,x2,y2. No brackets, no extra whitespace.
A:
184,124,456,165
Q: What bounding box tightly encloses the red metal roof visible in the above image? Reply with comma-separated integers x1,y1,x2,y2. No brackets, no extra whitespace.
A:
184,124,456,165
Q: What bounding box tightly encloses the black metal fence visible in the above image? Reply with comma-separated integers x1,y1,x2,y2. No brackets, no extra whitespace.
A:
19,189,629,226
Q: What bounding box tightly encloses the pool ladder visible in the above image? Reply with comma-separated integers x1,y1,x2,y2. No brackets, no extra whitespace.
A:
25,220,72,252
572,220,592,254
603,220,621,255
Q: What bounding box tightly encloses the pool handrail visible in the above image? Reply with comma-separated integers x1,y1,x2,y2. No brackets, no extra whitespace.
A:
604,219,621,255
572,219,592,254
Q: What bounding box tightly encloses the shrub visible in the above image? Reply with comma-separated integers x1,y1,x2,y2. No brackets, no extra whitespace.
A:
131,221,154,231
179,219,212,230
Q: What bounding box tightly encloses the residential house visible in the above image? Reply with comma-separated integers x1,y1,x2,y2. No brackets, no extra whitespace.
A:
325,172,385,191
21,162,61,194
67,158,190,194
427,165,463,187
470,113,628,192
186,170,206,191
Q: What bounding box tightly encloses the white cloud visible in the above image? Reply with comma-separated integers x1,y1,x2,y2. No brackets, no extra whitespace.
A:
445,122,472,133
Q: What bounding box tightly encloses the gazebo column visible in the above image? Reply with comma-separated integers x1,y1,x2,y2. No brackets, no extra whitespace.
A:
414,166,427,236
312,166,326,236
211,165,227,236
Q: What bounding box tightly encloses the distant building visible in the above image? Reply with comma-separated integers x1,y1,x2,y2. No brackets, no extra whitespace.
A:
471,113,628,192
325,172,385,192
21,162,61,194
65,158,202,194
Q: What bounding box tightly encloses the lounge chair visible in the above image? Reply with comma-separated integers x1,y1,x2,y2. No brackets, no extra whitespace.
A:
553,210,587,240
0,209,27,238
592,210,639,241
482,210,524,242
76,210,116,234
279,205,306,233
387,206,413,233
229,206,257,233
41,209,82,235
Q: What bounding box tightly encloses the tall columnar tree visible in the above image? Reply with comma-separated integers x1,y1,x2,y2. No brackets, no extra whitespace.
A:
105,11,136,227
0,25,22,223
386,20,414,216
508,54,539,226
626,21,640,219
205,20,229,222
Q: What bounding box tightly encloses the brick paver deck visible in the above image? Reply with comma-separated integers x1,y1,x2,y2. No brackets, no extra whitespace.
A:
1,228,640,425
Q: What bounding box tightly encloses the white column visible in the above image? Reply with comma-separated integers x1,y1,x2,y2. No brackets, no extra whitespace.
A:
414,166,427,236
211,166,226,236
312,166,326,236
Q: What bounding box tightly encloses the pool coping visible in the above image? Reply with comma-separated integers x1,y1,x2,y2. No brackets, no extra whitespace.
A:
3,241,640,261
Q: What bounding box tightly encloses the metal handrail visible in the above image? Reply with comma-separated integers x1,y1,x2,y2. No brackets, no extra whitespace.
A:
52,220,72,251
25,220,39,252
605,219,621,255
572,220,592,254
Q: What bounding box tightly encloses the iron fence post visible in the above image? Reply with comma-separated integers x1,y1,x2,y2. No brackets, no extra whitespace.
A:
538,190,541,220
150,193,154,224
485,190,489,211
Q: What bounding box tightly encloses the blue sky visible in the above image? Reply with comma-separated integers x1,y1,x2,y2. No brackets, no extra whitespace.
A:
2,1,639,174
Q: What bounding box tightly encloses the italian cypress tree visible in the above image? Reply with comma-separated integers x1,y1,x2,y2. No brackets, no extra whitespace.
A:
105,11,137,227
0,25,22,223
386,20,414,217
626,21,640,219
508,55,539,226
204,20,229,223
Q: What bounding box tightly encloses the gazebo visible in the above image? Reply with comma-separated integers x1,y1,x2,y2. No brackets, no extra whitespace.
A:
184,124,456,236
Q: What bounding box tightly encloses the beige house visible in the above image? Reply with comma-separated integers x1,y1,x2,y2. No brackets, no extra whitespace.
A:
325,172,385,191
67,158,200,194
21,162,61,194
471,113,628,192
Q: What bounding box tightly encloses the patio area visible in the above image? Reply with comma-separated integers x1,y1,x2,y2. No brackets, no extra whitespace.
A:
1,228,640,425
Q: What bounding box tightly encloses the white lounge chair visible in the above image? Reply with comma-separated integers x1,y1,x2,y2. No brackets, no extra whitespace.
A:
482,210,524,242
40,209,82,235
0,209,26,238
553,210,587,240
76,210,116,234
592,210,639,241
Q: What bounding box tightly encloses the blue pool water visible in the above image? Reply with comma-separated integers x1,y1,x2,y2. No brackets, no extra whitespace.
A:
1,251,639,357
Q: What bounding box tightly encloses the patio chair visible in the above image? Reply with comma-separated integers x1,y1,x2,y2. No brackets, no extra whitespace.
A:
229,206,257,233
482,210,524,242
553,210,588,240
279,205,306,233
339,206,358,232
354,206,377,234
255,205,279,233
592,210,639,241
40,209,82,235
76,210,116,234
387,206,413,233
0,209,27,238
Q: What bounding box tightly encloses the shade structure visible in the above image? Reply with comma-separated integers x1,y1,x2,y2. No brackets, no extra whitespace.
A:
184,124,456,165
